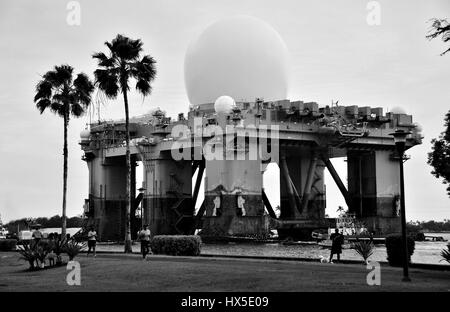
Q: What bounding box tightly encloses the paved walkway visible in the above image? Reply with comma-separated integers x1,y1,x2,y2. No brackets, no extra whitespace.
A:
93,241,450,266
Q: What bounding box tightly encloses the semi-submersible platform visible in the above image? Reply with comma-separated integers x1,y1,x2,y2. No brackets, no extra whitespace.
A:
79,98,422,241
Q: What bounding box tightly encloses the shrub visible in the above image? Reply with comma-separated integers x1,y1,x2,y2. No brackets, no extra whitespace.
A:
385,234,415,267
0,239,17,251
441,244,450,264
353,240,374,264
18,244,37,270
150,235,201,256
37,239,54,253
198,228,230,243
65,240,86,261
53,236,68,265
35,246,48,268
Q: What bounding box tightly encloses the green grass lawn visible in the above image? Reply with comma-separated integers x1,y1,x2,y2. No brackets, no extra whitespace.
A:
0,252,449,292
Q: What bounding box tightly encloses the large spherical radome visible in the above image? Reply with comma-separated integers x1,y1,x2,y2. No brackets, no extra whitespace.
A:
184,15,290,105
80,129,91,140
214,95,236,114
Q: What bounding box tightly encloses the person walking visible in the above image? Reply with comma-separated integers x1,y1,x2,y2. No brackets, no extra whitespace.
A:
87,226,97,257
329,228,344,263
138,225,151,260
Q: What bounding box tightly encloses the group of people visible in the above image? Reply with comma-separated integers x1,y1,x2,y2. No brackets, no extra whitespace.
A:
84,225,152,259
31,227,71,247
85,225,345,263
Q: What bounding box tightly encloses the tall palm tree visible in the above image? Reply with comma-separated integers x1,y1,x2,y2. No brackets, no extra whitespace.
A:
93,34,157,253
34,65,94,237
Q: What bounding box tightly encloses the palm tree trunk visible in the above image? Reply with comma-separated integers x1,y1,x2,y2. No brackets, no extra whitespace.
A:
123,88,133,253
62,111,68,237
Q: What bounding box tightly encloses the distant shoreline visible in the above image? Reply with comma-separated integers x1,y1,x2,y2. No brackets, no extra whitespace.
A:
422,231,450,233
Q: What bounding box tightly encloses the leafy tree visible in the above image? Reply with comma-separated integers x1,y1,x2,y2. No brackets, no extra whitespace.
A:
92,34,157,253
407,220,450,232
34,65,94,236
427,110,450,197
427,18,450,55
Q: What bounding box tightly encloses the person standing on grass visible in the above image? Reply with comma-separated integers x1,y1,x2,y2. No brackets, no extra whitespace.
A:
329,228,344,263
138,225,151,260
87,226,97,257
31,226,42,248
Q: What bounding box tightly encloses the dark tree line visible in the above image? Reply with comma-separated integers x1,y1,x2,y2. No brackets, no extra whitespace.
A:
4,215,84,234
407,220,450,233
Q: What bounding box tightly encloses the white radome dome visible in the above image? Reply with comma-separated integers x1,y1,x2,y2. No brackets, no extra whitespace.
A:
80,129,91,140
184,15,290,105
214,95,235,114
390,106,406,114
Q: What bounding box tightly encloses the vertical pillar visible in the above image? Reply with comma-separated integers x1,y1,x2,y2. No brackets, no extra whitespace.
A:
142,151,193,235
202,133,266,236
87,154,127,241
280,156,298,218
279,154,302,219
347,150,400,234
301,153,318,213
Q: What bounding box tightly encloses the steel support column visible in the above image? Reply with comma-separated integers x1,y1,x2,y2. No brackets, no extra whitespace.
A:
192,161,205,208
301,153,318,213
192,161,200,177
262,189,277,219
288,175,302,208
280,156,299,216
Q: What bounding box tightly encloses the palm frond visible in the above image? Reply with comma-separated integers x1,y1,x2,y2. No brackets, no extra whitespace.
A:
65,239,87,260
130,55,157,81
110,34,143,61
441,244,450,263
53,236,68,256
73,73,94,92
135,79,152,96
92,52,116,68
18,244,37,269
43,65,73,86
94,68,120,99
36,98,51,114
54,64,74,84
50,102,66,117
130,54,156,97
34,80,52,102
73,73,94,106
71,103,84,117
353,240,374,262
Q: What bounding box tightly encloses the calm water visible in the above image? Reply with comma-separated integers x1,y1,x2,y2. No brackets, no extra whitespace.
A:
201,233,450,265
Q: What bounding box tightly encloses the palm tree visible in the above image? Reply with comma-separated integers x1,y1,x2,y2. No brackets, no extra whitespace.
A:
93,34,157,253
34,65,94,237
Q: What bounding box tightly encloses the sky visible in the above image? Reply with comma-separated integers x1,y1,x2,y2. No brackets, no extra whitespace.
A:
0,0,449,223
